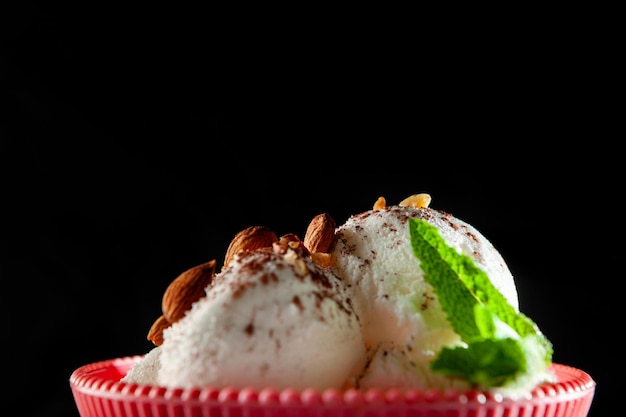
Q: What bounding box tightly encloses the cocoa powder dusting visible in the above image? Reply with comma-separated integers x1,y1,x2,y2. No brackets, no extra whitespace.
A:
292,295,303,311
309,268,332,288
231,280,254,299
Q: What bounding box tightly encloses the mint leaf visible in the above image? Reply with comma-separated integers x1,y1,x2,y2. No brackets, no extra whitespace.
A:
408,218,553,388
432,338,526,388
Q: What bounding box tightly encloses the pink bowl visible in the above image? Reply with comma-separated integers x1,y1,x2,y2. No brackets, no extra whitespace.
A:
70,356,595,417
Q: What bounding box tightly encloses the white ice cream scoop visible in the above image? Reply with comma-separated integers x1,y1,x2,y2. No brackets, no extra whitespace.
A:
155,247,366,391
331,204,522,390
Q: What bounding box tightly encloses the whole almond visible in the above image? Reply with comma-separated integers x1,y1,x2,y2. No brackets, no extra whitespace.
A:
223,225,278,269
162,259,216,324
147,314,170,346
303,213,336,254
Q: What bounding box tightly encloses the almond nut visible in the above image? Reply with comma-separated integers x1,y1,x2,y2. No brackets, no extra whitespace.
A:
303,213,336,254
399,193,431,208
223,226,278,268
162,259,216,324
147,314,170,346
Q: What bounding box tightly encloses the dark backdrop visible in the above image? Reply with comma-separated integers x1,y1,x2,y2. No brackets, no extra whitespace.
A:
3,4,617,416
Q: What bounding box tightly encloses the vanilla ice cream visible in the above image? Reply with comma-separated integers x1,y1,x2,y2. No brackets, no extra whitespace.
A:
123,194,554,397
330,198,552,395
332,204,519,346
124,246,366,391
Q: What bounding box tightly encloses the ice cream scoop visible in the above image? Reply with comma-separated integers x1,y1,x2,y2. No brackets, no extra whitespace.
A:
124,244,366,391
332,202,519,348
330,196,552,395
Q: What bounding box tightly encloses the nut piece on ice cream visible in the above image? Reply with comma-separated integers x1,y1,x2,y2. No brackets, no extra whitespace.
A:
222,225,278,270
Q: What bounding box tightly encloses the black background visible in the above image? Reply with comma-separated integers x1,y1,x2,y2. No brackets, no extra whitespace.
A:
3,4,618,416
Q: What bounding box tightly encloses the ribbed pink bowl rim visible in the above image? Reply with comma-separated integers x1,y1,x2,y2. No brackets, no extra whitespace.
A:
70,356,596,417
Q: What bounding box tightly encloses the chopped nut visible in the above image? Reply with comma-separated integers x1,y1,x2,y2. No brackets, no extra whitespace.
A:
399,193,432,208
311,252,334,268
294,257,308,274
373,196,386,210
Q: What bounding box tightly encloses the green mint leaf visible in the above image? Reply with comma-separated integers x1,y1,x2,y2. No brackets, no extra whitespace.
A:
408,217,553,387
431,338,526,388
474,304,496,338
